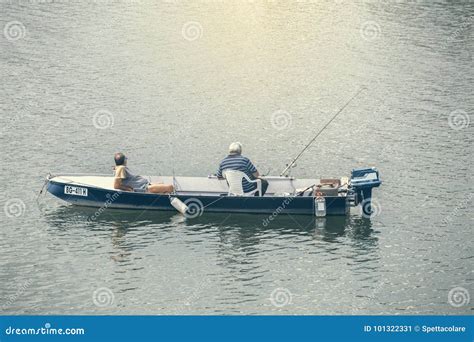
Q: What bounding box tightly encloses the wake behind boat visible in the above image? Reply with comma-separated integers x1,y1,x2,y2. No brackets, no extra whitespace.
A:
45,167,381,217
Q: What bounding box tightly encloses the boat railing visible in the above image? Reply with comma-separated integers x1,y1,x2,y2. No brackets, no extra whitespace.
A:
47,172,114,180
49,172,114,176
207,174,295,180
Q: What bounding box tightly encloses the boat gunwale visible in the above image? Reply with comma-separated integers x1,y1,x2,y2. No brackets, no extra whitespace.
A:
47,179,346,200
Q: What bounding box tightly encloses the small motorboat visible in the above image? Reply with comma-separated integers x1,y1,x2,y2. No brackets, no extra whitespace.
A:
46,88,381,218
45,167,381,217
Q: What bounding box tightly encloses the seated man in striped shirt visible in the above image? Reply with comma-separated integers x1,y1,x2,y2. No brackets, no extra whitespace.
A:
216,142,269,196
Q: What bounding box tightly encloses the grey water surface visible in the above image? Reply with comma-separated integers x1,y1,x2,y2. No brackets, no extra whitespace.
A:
0,0,473,314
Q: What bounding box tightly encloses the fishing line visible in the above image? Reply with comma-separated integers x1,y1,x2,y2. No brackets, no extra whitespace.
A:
280,86,367,176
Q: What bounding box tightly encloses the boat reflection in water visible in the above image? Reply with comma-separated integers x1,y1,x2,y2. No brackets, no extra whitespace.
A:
41,203,377,253
40,203,380,315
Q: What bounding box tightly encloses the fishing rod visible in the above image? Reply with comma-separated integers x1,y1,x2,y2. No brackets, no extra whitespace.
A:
280,86,367,176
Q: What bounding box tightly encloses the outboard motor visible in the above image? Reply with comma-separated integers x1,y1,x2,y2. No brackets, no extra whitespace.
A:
349,167,382,216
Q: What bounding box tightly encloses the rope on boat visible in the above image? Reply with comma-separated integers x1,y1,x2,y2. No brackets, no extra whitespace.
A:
36,174,51,201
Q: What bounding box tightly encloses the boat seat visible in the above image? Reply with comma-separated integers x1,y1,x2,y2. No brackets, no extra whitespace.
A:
223,170,262,197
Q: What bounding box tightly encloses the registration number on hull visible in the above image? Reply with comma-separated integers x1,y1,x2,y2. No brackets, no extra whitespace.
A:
64,185,88,197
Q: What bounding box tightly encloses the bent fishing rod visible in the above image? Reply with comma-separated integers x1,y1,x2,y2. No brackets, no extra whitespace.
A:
279,86,367,177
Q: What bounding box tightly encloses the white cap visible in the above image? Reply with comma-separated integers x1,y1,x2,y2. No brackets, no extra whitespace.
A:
228,142,242,155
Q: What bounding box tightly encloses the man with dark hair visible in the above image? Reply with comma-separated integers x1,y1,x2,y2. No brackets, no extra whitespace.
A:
113,152,174,193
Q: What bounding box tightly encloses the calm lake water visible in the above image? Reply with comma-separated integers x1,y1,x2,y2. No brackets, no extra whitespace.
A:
0,0,472,315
